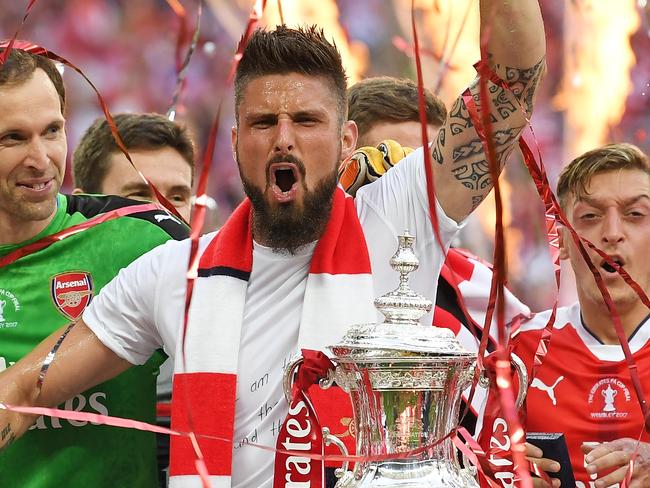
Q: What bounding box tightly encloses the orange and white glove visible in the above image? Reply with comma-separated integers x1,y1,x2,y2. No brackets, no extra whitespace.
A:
338,139,414,196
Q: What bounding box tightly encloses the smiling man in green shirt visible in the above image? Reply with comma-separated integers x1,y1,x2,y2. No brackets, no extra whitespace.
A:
0,47,187,487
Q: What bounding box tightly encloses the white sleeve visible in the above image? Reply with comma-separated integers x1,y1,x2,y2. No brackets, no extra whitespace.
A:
83,241,177,365
355,146,463,249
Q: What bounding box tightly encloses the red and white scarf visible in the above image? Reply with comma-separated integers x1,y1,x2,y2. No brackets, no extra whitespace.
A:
168,187,377,487
436,248,531,350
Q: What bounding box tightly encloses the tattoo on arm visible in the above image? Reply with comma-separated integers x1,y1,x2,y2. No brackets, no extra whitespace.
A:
1,423,16,449
468,84,516,123
504,57,546,115
447,126,522,190
470,195,483,212
451,127,521,162
452,160,491,191
465,56,545,125
432,128,445,165
493,87,517,120
448,97,474,136
430,57,544,214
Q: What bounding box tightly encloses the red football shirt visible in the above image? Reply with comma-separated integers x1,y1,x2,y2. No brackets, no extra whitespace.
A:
515,304,650,486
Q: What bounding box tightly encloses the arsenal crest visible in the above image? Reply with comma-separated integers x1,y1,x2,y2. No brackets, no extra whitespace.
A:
51,272,94,320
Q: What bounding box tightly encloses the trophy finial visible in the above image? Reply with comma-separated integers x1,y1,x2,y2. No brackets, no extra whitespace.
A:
374,231,432,325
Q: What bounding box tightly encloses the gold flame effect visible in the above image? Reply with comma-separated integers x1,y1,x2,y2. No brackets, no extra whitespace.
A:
260,0,368,84
391,0,479,107
555,0,640,161
205,0,367,84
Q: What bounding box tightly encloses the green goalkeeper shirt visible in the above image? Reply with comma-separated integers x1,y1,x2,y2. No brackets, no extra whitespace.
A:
0,193,188,487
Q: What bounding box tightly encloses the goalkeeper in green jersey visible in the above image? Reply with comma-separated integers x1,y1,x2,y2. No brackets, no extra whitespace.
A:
0,48,189,487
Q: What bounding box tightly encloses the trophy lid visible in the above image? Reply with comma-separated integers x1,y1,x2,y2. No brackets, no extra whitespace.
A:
331,231,475,358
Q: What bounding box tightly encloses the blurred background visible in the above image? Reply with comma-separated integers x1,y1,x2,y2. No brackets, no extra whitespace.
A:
2,0,648,311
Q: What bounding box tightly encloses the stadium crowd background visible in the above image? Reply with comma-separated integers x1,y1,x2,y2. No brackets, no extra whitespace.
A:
1,0,648,312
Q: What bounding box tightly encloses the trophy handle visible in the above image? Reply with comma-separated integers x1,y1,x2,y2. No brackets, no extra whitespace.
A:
283,355,340,404
478,353,528,409
282,356,304,405
322,427,354,483
511,353,528,409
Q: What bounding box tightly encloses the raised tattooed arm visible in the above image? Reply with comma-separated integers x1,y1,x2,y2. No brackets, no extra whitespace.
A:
433,0,546,223
0,320,131,451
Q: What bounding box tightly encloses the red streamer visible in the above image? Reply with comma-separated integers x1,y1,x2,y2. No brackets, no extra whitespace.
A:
460,13,532,486
165,1,202,120
166,0,191,72
0,402,508,467
0,202,163,268
227,0,267,84
478,53,650,482
175,1,268,483
0,0,38,65
392,35,445,62
410,3,533,485
410,0,446,255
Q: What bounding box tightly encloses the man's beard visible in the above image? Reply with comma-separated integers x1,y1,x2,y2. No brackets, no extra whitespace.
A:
240,158,338,255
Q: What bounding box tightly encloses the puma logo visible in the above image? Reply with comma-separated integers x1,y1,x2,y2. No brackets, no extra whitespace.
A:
154,214,175,223
531,376,564,406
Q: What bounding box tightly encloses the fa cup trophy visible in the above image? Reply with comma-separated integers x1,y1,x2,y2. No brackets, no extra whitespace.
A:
284,232,527,487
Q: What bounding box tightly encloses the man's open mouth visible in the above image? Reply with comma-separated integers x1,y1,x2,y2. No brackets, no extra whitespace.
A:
269,163,300,202
275,168,296,192
601,256,624,274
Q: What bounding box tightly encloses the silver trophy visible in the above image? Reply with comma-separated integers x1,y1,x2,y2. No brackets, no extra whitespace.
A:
284,232,527,487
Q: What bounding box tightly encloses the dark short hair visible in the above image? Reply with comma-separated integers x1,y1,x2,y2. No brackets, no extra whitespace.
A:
234,25,348,124
72,113,195,193
557,143,650,210
348,76,447,145
0,47,66,112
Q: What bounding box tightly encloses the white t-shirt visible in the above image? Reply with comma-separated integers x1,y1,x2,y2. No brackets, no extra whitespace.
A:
232,241,315,485
84,147,462,487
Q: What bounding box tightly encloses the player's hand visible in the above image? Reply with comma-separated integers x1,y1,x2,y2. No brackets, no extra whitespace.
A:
338,139,413,196
582,438,650,488
526,442,561,487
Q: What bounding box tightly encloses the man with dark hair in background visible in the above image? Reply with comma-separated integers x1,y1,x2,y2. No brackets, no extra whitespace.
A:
73,112,194,221
340,77,445,196
348,76,447,149
0,4,546,486
0,48,187,487
72,111,196,487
